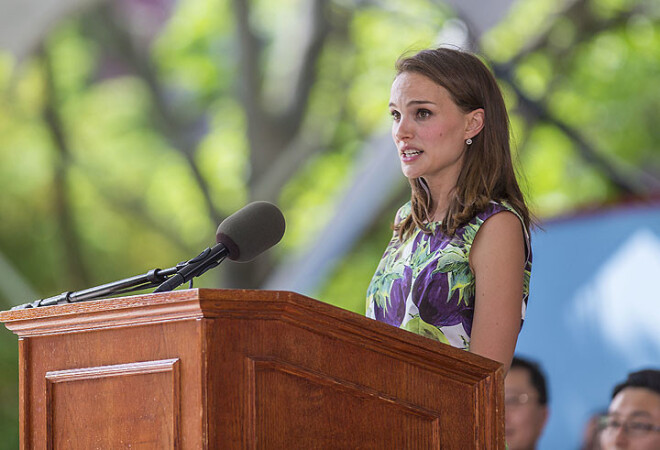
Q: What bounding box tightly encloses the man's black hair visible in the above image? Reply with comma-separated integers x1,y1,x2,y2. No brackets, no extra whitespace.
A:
612,369,660,399
511,355,549,405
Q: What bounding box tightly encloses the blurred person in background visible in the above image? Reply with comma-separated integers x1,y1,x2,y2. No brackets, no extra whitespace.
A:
599,369,660,450
580,409,607,450
366,47,533,373
504,356,549,450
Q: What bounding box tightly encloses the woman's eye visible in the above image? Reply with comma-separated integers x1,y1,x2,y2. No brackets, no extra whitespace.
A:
390,110,401,121
417,109,431,119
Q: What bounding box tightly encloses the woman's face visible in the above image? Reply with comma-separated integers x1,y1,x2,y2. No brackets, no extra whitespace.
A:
389,71,480,191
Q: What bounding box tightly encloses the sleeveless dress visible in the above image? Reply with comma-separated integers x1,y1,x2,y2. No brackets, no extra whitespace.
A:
365,201,532,350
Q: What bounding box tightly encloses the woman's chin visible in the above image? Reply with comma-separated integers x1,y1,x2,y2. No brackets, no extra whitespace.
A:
400,166,424,180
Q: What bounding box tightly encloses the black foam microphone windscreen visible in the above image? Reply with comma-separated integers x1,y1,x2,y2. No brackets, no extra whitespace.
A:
215,201,286,262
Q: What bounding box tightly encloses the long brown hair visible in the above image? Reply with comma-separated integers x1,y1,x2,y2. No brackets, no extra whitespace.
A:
393,47,532,240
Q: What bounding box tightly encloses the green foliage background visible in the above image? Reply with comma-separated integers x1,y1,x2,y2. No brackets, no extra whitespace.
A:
0,0,658,446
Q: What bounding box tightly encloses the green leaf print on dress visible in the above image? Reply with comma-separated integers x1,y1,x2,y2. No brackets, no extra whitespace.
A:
402,317,451,344
432,221,480,307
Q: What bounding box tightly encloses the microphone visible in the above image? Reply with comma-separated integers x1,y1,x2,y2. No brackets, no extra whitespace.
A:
216,201,286,262
153,201,285,292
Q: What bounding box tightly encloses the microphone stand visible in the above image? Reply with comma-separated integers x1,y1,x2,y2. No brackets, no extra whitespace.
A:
11,244,229,310
11,267,178,310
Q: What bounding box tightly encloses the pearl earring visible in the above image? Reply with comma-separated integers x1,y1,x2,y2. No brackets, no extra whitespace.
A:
466,138,473,145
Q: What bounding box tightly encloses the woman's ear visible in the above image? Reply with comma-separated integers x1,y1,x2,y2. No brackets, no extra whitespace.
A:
465,108,485,139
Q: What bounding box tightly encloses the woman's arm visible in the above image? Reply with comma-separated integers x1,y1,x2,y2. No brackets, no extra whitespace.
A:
468,211,526,373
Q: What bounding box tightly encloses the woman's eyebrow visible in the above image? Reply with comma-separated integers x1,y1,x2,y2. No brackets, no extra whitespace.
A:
388,100,436,107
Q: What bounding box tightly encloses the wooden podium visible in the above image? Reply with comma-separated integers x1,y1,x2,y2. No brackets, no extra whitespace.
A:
0,288,505,449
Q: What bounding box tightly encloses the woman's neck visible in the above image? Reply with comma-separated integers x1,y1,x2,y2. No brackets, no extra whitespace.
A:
423,171,460,218
427,184,453,222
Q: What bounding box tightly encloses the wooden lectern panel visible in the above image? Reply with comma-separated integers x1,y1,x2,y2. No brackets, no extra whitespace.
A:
11,305,207,450
249,358,440,448
1,289,505,449
46,359,180,449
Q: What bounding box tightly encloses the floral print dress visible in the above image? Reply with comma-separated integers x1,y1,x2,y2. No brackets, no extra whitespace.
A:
366,201,532,350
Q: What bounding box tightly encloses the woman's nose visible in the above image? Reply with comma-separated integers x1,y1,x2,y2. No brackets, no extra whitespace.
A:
394,116,414,141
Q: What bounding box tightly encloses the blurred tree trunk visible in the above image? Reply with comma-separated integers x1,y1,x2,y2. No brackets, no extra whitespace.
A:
41,45,92,290
224,0,342,288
